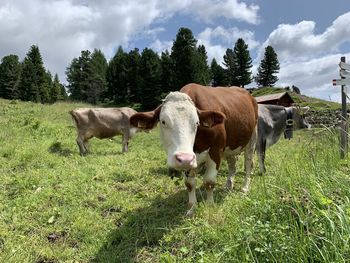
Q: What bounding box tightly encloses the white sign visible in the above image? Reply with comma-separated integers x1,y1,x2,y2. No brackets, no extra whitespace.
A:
339,61,350,71
340,69,350,78
333,78,350,86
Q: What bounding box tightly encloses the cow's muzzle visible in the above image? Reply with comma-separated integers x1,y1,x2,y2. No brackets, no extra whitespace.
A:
173,152,197,170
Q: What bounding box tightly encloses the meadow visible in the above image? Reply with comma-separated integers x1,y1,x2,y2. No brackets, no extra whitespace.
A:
0,98,349,262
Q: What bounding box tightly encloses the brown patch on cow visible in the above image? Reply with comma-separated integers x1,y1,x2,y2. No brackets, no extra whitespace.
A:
181,83,258,169
185,181,193,192
198,109,226,128
194,125,226,169
203,181,215,191
129,106,161,130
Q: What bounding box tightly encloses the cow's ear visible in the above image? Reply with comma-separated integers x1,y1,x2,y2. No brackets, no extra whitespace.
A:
197,109,226,128
130,106,161,130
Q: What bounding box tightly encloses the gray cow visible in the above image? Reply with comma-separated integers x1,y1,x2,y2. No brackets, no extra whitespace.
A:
256,104,310,174
70,107,139,155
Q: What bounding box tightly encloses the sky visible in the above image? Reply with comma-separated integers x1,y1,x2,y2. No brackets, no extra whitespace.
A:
1,0,350,102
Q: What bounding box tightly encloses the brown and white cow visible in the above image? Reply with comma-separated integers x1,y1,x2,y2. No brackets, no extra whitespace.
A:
130,83,258,215
70,107,139,155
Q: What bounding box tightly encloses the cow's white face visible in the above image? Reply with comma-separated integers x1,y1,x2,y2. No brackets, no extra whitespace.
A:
129,91,226,171
159,92,199,170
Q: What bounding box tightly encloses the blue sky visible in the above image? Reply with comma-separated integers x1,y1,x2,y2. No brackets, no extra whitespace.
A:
0,0,350,102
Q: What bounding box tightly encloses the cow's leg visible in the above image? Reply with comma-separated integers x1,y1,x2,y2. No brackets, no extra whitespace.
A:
122,132,129,153
226,155,237,190
257,139,267,175
184,170,197,216
243,126,257,193
203,157,217,204
76,135,88,156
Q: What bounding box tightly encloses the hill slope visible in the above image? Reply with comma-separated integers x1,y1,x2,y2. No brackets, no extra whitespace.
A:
251,87,341,111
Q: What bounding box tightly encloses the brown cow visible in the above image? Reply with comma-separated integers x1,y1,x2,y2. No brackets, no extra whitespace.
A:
70,107,139,155
130,83,258,215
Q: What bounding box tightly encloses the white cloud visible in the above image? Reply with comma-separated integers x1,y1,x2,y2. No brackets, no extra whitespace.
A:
197,26,260,65
0,0,261,84
252,12,350,102
277,53,350,102
149,39,173,54
261,12,350,62
186,0,260,24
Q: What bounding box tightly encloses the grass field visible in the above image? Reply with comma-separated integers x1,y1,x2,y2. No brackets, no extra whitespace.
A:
0,98,350,262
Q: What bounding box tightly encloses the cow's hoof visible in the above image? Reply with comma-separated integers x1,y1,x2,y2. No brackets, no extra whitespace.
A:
185,208,194,217
206,198,214,205
226,180,233,190
185,204,196,217
242,187,250,194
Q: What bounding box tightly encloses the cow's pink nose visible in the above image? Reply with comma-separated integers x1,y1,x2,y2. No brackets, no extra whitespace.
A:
175,152,196,168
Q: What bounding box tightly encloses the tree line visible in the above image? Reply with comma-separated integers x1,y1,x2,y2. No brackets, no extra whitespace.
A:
0,45,67,103
0,27,280,109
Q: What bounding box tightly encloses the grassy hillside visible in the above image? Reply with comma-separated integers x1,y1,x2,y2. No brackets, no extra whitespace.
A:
0,98,350,262
252,87,341,111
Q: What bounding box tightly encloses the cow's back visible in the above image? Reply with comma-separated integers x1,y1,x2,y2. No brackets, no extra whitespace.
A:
71,107,137,139
180,83,258,151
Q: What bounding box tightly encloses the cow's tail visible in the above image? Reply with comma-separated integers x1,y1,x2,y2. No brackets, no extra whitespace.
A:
69,110,80,128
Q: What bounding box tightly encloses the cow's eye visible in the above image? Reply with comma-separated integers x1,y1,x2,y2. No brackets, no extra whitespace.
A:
161,120,166,125
196,121,199,126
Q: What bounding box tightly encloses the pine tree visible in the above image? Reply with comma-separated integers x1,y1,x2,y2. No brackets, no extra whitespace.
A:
87,49,108,104
66,50,99,103
127,48,142,103
43,70,53,103
160,50,174,95
106,46,129,104
18,45,48,103
59,78,68,100
66,57,83,101
210,58,228,87
139,48,162,110
0,54,21,99
223,48,235,85
171,27,198,90
255,46,280,87
194,45,211,85
79,50,94,102
50,73,64,102
232,38,252,88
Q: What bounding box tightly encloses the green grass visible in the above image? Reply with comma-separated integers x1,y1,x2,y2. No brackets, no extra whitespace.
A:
0,98,350,262
251,87,286,97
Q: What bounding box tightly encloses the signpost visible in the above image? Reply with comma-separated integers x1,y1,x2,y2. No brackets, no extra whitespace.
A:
333,78,350,86
333,56,349,158
340,69,350,78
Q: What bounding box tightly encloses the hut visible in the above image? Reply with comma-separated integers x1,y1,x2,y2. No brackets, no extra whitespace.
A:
254,92,294,107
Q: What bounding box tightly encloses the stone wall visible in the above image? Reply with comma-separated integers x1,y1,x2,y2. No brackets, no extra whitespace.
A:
306,109,349,127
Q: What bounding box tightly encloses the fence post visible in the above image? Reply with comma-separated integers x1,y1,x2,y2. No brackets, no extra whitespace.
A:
340,56,348,158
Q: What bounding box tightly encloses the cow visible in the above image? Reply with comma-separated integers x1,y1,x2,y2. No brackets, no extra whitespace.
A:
256,104,310,174
130,83,258,216
70,107,139,155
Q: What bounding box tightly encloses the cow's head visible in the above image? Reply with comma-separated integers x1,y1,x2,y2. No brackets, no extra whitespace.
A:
290,106,311,129
130,92,225,170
